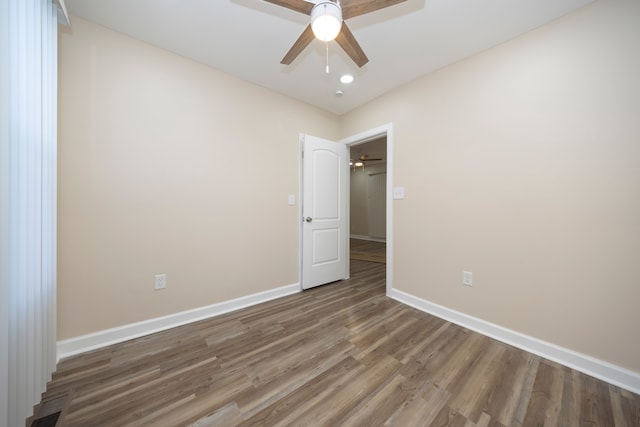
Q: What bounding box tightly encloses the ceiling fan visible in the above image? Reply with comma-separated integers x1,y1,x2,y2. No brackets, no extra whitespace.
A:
351,154,383,169
264,0,407,68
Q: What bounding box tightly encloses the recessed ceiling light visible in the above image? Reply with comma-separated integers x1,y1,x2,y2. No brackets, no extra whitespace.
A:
340,74,354,84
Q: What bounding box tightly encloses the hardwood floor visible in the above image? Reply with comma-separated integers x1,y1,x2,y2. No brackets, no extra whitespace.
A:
350,238,386,263
34,259,639,426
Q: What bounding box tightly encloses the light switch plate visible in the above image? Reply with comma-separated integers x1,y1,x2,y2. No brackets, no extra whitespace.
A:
463,271,473,286
393,187,405,199
288,194,295,205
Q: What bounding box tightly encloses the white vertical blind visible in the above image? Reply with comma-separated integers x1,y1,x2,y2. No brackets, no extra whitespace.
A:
1,1,10,425
1,0,66,425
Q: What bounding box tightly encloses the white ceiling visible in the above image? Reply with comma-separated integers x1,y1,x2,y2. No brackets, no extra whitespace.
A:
63,0,594,115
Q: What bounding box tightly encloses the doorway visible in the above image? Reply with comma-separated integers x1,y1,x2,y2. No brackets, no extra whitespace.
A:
342,124,393,295
348,136,387,283
349,137,387,242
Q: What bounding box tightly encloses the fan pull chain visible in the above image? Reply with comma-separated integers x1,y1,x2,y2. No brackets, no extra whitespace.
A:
325,41,330,74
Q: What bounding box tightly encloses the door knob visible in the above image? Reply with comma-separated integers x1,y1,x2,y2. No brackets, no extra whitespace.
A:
305,217,313,222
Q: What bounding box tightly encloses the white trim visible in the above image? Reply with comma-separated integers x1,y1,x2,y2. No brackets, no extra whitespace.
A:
341,123,394,295
53,0,69,26
349,234,386,243
57,283,300,361
298,134,304,289
390,288,640,395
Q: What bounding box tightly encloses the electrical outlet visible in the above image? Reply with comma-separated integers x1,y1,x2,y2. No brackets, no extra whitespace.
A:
155,274,167,290
463,271,473,287
288,194,295,205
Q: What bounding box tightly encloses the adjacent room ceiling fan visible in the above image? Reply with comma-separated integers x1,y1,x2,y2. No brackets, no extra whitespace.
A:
351,154,383,169
264,0,407,67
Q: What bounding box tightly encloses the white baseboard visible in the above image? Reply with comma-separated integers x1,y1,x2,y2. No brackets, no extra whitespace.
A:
389,288,640,395
57,283,301,362
350,234,386,243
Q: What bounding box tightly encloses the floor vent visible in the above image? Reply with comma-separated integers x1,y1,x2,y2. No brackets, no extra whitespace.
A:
29,394,69,427
31,411,61,427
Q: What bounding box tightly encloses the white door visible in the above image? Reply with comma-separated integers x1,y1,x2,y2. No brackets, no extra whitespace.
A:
302,134,349,290
368,172,387,239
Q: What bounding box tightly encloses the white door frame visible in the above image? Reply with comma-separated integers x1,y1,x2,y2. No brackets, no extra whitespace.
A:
340,123,394,295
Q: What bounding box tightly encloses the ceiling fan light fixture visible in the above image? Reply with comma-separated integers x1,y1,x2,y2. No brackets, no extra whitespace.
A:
310,1,342,42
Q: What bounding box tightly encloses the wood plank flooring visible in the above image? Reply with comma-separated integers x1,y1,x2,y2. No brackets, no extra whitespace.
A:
34,259,640,426
350,238,386,264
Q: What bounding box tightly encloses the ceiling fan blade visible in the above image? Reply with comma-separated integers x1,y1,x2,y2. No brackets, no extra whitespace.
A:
263,0,314,15
341,0,407,20
335,22,368,67
281,25,315,65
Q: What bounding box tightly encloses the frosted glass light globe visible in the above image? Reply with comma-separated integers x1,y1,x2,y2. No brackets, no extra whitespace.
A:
311,2,342,42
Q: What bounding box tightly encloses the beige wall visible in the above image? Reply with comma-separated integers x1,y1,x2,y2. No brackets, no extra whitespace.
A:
350,164,386,237
341,0,640,372
58,17,339,339
350,168,370,236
